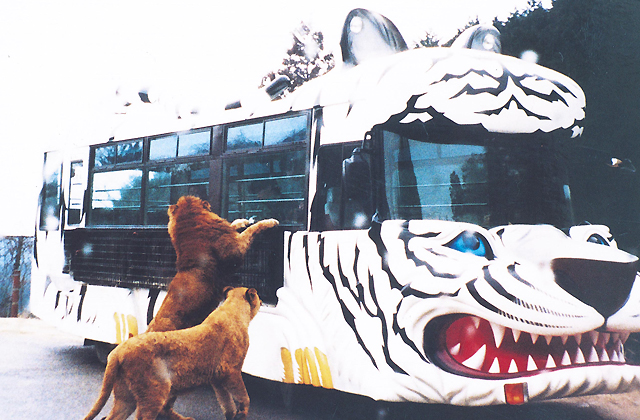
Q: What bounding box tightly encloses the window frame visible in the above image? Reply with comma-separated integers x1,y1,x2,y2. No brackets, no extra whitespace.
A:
86,111,311,228
221,111,311,230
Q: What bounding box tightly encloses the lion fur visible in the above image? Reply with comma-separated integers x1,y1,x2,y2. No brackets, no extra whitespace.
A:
83,287,261,420
147,195,278,332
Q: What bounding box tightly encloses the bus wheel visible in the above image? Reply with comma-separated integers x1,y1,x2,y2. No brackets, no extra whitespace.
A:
85,339,117,364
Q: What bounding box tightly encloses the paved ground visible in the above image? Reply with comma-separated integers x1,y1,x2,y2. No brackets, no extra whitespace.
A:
2,317,640,420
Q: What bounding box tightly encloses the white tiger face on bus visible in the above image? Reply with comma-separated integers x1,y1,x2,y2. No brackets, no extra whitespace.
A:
278,220,640,404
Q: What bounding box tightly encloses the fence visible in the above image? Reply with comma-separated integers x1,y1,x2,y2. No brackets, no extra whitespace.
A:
0,236,33,317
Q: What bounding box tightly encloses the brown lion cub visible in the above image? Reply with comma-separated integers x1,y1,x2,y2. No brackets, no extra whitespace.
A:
83,287,261,420
147,195,278,332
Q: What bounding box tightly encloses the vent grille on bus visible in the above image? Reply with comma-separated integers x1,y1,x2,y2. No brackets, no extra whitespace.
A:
64,228,176,289
63,227,282,304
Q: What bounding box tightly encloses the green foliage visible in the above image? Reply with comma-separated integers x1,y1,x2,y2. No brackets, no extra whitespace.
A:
261,22,335,96
498,0,640,252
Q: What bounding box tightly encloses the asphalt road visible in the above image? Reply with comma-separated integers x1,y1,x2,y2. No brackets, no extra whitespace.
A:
2,317,640,420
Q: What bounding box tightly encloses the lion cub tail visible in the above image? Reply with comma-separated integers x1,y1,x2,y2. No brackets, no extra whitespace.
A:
83,348,121,420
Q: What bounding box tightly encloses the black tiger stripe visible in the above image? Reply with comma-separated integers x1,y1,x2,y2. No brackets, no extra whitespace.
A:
368,222,403,290
302,235,313,290
398,227,458,279
467,279,501,314
318,236,378,369
366,268,407,375
507,263,537,289
392,312,428,363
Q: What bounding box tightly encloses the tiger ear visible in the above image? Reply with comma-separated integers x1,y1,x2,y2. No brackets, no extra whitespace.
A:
223,286,234,299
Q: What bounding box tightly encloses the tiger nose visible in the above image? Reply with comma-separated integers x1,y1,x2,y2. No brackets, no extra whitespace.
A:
552,258,638,319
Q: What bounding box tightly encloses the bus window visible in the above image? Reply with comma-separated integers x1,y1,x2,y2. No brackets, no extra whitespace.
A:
313,144,373,231
382,131,488,225
39,152,62,231
91,169,143,225
377,129,572,228
94,140,143,167
117,140,143,164
146,162,210,225
227,122,263,150
149,134,178,161
67,161,85,225
227,113,309,151
178,129,211,157
264,115,308,146
94,145,116,167
223,150,306,230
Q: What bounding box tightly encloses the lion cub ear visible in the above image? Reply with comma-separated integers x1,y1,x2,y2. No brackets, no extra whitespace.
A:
202,200,211,211
245,288,258,302
168,204,177,216
223,286,234,299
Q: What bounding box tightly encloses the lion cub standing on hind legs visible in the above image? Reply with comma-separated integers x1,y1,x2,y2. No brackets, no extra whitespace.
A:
83,287,261,420
147,195,278,333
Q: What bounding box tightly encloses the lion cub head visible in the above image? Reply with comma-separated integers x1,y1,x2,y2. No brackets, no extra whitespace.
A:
224,286,262,320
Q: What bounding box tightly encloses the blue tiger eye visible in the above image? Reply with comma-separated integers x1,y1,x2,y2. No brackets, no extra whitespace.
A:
447,231,493,259
587,234,609,246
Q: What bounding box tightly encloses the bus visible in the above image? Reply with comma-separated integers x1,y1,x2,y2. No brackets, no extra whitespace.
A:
32,8,640,406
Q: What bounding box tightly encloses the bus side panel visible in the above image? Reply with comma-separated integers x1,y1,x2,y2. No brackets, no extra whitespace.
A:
243,230,394,398
30,261,166,344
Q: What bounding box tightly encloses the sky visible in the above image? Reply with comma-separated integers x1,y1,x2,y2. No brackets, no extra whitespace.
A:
0,0,550,236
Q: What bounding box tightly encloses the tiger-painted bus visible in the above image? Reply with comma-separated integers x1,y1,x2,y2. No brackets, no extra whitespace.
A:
32,8,640,406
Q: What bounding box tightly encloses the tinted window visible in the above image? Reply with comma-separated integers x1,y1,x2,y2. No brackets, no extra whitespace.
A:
383,131,488,225
146,162,210,225
264,115,308,146
91,169,143,225
68,161,85,225
227,123,262,150
117,140,143,164
223,150,306,230
149,135,178,160
94,145,116,167
178,129,210,157
39,152,62,231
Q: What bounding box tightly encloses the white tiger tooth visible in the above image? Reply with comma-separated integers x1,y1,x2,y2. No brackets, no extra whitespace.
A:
561,335,569,345
527,355,538,371
530,333,539,344
508,359,518,373
598,348,610,362
472,317,481,329
586,346,599,363
589,331,599,345
489,357,501,374
544,335,553,346
575,347,586,364
612,350,621,363
462,345,486,370
601,332,610,345
546,354,556,369
449,343,461,356
575,334,581,346
512,329,521,343
561,350,572,366
490,323,506,348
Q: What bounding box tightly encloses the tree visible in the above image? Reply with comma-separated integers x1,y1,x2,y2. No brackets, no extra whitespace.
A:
497,0,640,252
260,22,335,96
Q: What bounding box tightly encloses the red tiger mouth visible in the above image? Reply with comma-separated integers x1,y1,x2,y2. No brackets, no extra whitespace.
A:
430,315,629,378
